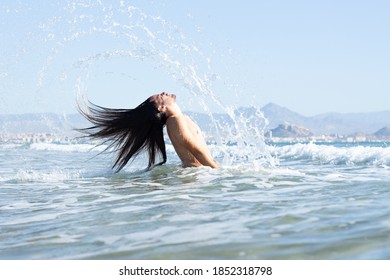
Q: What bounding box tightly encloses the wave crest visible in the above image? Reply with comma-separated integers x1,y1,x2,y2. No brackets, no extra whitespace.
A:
270,143,390,166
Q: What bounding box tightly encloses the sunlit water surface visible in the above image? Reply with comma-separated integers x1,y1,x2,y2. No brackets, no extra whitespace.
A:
1,142,389,259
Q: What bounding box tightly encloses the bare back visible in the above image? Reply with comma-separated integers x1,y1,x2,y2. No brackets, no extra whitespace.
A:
166,114,218,168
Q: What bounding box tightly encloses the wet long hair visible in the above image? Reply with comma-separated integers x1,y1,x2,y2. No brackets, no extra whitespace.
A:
77,97,167,172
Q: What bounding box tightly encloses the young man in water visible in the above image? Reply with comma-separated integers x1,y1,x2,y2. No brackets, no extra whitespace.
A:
78,92,218,171
150,92,219,168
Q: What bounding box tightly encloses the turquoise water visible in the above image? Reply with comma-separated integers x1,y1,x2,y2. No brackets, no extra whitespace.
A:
1,141,389,259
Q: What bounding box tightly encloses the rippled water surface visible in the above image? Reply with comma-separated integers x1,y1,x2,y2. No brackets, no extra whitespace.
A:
1,142,389,259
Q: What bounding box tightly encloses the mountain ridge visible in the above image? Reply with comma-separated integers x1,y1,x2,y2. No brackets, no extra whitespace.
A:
260,103,390,135
1,103,390,137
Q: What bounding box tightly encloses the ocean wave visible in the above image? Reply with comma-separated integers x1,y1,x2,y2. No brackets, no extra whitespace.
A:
29,142,106,153
269,143,390,166
4,141,390,167
1,169,84,183
0,143,24,150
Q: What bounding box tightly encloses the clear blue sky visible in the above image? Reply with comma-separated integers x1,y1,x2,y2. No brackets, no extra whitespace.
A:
1,0,389,116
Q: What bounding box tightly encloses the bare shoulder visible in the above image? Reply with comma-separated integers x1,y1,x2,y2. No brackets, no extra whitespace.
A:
167,114,192,129
166,114,191,140
167,114,186,127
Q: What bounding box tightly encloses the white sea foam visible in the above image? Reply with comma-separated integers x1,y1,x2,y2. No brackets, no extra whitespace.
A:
29,142,106,153
0,200,34,210
0,143,23,150
1,169,83,183
269,143,390,166
110,205,151,213
0,213,62,226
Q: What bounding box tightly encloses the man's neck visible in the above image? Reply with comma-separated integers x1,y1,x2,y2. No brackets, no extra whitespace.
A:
166,103,183,118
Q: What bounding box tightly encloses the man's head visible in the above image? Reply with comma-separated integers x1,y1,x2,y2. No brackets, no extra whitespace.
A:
149,92,179,117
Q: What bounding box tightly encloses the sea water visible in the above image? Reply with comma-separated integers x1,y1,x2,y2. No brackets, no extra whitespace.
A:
1,141,389,259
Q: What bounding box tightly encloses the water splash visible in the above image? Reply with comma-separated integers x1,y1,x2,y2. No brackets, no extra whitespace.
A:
4,0,275,167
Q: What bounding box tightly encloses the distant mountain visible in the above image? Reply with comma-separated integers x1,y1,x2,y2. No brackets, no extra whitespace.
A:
374,127,390,138
0,113,87,135
261,103,309,129
260,103,390,135
310,112,390,135
1,103,390,137
266,123,313,138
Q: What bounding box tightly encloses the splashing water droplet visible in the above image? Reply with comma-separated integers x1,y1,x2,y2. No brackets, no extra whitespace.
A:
10,1,276,167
